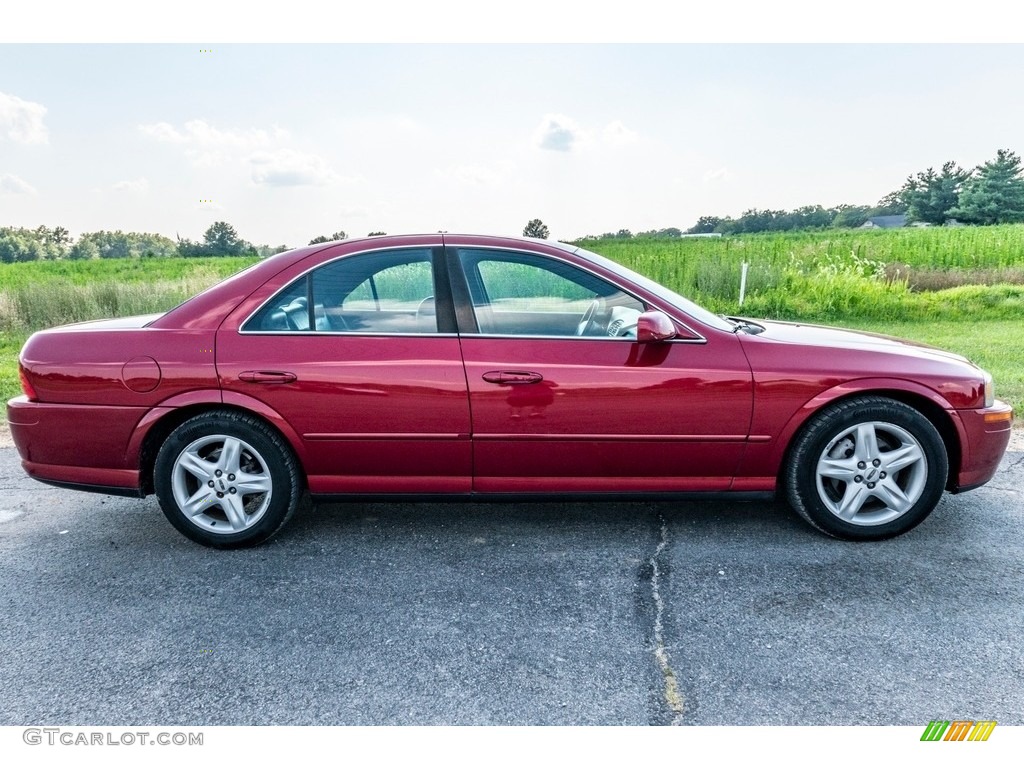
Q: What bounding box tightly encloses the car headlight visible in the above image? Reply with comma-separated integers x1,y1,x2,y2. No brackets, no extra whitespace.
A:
982,370,994,408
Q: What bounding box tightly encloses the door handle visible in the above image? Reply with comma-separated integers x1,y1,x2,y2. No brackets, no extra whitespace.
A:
481,370,543,385
239,370,297,384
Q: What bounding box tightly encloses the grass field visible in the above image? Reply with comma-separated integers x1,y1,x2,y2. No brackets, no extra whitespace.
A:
1,229,1022,417
0,256,256,289
580,226,1024,323
585,224,1024,274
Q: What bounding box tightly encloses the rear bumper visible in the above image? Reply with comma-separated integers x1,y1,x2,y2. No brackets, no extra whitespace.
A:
7,396,143,494
953,400,1014,492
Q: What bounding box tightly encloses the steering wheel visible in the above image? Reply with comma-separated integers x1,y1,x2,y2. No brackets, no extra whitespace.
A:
575,298,601,336
606,307,641,338
416,296,436,321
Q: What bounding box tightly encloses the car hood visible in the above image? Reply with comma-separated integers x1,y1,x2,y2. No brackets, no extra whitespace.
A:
743,318,972,365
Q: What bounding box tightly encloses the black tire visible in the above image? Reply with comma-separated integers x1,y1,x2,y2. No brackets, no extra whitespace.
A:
784,396,948,541
154,411,301,548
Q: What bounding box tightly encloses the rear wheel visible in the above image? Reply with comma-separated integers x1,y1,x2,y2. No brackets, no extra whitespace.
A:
154,411,301,548
784,397,948,540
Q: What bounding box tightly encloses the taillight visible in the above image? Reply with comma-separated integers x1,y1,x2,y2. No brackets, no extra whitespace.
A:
18,362,37,401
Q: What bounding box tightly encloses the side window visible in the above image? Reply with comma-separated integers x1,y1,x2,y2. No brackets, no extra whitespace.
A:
340,262,434,313
458,249,645,338
245,248,440,334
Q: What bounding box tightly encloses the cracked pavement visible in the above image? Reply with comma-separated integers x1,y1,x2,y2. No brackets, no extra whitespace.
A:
0,443,1021,725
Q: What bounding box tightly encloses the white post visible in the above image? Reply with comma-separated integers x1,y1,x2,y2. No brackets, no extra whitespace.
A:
739,261,748,306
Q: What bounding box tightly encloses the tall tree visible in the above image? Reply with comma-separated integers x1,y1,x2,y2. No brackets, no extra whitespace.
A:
831,205,873,229
523,219,550,239
686,216,722,234
0,228,46,262
309,231,348,245
873,189,910,216
202,221,250,256
950,149,1024,224
901,161,970,224
68,239,100,260
789,205,834,229
79,230,177,258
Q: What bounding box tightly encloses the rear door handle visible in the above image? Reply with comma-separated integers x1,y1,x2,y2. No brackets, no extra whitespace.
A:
239,370,297,384
481,370,543,385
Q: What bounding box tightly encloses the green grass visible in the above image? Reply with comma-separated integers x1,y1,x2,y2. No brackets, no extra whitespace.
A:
582,224,1024,274
0,273,232,333
0,331,21,403
0,255,257,289
580,229,1024,324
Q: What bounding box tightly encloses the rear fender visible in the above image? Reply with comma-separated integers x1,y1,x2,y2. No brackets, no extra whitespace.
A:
126,389,308,468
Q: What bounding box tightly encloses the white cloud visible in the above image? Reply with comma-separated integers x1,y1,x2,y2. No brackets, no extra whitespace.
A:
602,120,638,145
435,163,506,186
248,149,341,186
703,167,734,184
0,91,48,144
184,149,230,168
0,173,37,195
138,121,184,143
112,177,149,193
139,119,282,149
141,119,300,171
534,113,587,152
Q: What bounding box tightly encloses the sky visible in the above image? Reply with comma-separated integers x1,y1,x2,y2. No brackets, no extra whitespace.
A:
2,18,1024,246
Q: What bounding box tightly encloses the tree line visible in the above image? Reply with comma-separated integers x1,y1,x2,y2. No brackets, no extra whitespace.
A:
570,148,1024,240
6,147,1024,261
0,222,390,263
0,222,271,263
688,148,1024,235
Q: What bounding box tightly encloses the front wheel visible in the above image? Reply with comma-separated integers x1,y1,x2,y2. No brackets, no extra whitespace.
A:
784,397,948,540
154,411,301,548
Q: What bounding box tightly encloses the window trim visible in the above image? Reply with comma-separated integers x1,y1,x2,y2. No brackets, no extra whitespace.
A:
448,245,707,344
239,245,456,336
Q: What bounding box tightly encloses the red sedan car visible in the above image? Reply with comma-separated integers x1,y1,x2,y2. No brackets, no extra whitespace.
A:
7,234,1013,547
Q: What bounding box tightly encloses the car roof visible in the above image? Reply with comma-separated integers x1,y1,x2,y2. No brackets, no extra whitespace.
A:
151,234,582,330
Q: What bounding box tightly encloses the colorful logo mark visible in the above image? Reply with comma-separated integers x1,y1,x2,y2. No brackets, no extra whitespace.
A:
920,720,996,742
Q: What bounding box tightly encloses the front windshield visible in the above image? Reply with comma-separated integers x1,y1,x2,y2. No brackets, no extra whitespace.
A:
571,245,735,333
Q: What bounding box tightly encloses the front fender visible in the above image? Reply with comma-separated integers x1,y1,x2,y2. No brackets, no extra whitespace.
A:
768,377,967,470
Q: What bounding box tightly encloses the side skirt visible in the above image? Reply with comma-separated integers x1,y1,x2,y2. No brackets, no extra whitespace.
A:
308,490,776,504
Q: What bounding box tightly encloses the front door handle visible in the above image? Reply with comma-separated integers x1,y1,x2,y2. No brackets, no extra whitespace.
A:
239,370,297,384
481,370,543,385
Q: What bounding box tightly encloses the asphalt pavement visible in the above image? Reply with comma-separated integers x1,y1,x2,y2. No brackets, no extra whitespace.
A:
0,444,1021,725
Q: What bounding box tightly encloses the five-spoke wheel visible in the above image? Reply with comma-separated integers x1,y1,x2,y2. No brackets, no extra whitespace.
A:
155,412,301,548
785,397,947,540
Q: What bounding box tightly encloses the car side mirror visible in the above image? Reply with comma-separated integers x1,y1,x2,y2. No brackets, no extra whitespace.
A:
636,310,677,343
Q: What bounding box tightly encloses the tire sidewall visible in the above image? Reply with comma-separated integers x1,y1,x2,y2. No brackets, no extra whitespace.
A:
154,413,299,548
788,399,948,541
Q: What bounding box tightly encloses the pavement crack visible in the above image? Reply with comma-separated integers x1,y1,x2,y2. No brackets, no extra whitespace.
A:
1001,453,1024,473
649,511,684,724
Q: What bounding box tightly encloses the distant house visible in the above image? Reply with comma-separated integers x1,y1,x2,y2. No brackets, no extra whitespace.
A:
859,214,907,229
